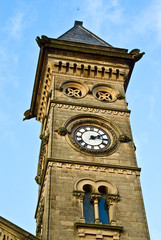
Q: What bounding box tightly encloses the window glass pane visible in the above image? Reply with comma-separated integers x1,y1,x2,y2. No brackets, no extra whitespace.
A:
83,192,95,223
99,195,109,224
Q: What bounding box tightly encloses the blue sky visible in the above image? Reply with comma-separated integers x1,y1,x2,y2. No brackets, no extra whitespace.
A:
0,0,161,239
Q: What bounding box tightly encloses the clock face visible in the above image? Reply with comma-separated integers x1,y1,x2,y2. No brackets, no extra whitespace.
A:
74,125,111,151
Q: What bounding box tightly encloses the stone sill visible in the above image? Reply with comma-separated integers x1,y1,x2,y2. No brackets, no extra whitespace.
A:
75,222,123,231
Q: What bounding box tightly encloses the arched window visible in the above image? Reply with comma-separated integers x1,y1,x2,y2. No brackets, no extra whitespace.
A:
83,184,95,223
98,186,109,224
73,179,119,225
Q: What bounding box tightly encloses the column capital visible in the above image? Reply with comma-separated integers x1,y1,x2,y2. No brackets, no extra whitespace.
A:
107,194,120,204
73,190,85,200
91,193,101,202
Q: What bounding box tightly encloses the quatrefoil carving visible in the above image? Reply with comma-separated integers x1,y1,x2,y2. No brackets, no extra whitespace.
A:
66,87,82,97
97,91,113,101
92,85,119,102
61,81,88,99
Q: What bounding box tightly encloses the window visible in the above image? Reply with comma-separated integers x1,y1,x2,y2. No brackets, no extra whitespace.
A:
98,186,109,224
83,184,95,223
73,179,119,225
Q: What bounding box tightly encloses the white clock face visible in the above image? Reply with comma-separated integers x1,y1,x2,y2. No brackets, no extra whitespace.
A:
74,125,111,151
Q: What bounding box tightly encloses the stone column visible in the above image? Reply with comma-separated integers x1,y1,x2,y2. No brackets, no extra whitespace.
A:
91,194,101,223
79,193,85,222
73,191,85,222
107,195,119,225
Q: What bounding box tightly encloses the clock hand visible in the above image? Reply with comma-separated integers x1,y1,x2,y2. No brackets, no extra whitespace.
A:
90,135,102,140
90,135,96,140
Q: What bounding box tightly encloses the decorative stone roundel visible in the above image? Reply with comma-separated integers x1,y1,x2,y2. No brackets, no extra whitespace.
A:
61,81,88,98
92,85,118,102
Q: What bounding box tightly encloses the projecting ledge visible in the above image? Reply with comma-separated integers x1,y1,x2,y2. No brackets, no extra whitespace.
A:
75,222,123,240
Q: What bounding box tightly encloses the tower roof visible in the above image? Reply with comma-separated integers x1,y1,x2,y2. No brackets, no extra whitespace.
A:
24,21,144,121
58,21,112,47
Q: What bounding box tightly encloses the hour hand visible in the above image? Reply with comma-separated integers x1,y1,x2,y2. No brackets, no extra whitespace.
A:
90,135,101,140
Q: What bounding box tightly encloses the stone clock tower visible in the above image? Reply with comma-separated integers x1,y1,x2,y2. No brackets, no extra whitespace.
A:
24,21,150,240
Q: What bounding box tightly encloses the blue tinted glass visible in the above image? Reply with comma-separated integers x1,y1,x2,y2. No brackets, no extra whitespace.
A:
83,192,95,223
99,196,109,224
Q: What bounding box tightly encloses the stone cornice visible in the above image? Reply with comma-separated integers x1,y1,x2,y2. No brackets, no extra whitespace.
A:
51,99,131,117
0,216,38,240
36,36,144,63
46,158,141,173
36,36,129,56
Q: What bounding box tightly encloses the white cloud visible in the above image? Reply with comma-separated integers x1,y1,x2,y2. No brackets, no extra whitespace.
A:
2,2,37,41
122,0,161,44
81,0,124,33
3,11,26,40
81,0,161,44
0,45,19,90
154,0,161,41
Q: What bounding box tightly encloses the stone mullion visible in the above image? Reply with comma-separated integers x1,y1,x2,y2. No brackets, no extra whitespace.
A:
91,193,101,224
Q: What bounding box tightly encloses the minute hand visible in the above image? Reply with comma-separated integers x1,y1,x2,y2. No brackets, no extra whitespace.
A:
90,135,102,140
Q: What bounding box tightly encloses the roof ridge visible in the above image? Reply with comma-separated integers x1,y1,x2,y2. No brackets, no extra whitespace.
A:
58,21,112,47
78,25,112,47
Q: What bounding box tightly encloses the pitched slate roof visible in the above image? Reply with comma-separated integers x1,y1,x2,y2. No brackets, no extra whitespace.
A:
58,21,112,47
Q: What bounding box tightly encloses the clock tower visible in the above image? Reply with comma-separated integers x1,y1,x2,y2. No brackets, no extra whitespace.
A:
24,21,150,240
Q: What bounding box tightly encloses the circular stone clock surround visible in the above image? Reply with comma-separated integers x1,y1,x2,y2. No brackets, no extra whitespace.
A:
64,116,119,156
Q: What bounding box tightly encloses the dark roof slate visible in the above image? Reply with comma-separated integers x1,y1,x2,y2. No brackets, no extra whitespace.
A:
58,21,112,47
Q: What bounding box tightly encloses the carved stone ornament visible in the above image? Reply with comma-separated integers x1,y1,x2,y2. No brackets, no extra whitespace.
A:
55,127,68,136
92,85,120,102
106,194,120,204
73,190,85,199
35,176,41,185
36,201,44,237
129,49,145,62
116,93,125,100
61,81,88,99
91,193,101,201
23,109,32,120
36,35,50,47
65,116,119,156
40,130,49,143
119,134,131,143
36,131,49,186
